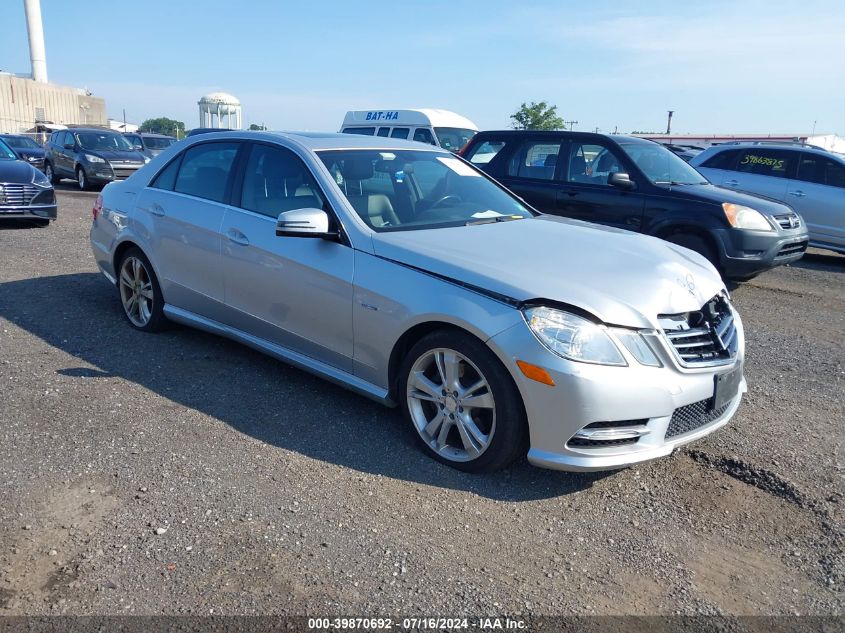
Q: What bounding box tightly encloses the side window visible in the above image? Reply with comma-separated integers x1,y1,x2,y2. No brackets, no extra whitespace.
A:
240,144,325,217
342,127,375,136
507,140,561,180
798,154,845,188
412,128,435,145
126,135,143,150
376,127,390,137
565,143,623,185
735,149,793,178
390,128,410,140
60,132,72,148
173,142,239,203
465,140,506,165
150,155,182,191
701,149,741,170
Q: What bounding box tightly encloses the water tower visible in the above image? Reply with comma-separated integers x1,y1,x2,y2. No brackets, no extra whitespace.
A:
198,92,242,129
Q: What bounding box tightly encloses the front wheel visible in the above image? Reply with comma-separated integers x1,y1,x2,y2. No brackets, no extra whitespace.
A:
76,166,93,191
44,162,59,185
399,330,527,473
665,232,721,272
117,248,167,332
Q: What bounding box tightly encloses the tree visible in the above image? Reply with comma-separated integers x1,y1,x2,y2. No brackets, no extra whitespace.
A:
509,101,564,131
139,117,186,138
248,123,268,131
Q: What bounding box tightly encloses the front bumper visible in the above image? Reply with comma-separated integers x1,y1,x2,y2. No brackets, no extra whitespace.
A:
716,225,808,278
84,163,143,184
488,309,746,472
0,203,57,220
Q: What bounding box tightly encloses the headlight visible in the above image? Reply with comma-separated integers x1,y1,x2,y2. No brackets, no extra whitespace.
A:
143,156,151,164
722,203,773,231
85,154,106,163
31,169,51,187
523,306,626,366
611,329,661,367
25,155,39,162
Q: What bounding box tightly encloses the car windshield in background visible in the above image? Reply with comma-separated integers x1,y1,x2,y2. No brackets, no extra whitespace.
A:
621,142,708,185
317,149,533,232
3,136,41,149
145,137,176,149
435,127,477,152
76,132,135,152
0,140,17,160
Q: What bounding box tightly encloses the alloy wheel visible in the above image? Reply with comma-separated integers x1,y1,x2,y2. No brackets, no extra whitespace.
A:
406,348,496,462
77,168,86,190
119,256,154,327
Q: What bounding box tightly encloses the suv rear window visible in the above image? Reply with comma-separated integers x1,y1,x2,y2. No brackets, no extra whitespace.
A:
701,149,742,170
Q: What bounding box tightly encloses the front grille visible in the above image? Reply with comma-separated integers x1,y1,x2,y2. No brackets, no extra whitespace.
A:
659,295,738,366
776,240,808,259
666,398,731,438
112,167,139,180
773,212,800,230
0,183,39,206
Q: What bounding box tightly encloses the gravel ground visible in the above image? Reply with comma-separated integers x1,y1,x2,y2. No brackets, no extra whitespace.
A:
0,189,843,618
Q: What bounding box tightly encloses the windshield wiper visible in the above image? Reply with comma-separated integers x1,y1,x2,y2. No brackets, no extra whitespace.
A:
465,215,524,226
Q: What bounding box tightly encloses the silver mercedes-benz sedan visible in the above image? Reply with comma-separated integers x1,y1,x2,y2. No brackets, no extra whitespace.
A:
90,131,746,473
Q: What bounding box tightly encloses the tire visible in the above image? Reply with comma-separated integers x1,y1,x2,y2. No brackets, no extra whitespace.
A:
44,162,59,185
76,166,93,191
665,232,721,272
399,329,527,473
117,247,167,332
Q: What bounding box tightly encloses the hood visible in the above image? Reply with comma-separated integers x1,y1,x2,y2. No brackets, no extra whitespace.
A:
85,149,145,164
371,215,725,329
672,182,794,216
0,159,39,183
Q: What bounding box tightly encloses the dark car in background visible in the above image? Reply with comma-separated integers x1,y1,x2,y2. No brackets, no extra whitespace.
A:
123,132,177,159
44,128,147,190
0,134,47,171
0,137,56,226
661,143,705,162
461,131,808,280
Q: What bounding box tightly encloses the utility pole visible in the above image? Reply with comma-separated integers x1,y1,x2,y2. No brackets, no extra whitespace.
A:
594,127,600,133
666,110,674,135
564,120,578,131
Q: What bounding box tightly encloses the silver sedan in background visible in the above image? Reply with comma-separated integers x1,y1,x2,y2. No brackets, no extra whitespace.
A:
90,132,746,473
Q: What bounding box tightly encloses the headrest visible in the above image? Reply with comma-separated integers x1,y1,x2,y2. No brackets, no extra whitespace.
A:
262,155,303,179
343,158,374,180
543,154,558,167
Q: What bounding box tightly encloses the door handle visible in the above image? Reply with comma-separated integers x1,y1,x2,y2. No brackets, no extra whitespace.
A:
788,190,806,197
150,203,165,217
724,179,739,187
226,228,250,246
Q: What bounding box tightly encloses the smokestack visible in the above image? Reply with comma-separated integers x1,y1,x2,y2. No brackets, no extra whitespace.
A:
23,0,48,83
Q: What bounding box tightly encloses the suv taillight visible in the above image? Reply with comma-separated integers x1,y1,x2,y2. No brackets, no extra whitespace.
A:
92,194,103,220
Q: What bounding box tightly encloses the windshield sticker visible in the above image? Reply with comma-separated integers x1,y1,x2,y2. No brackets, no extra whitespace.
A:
470,210,504,219
740,154,785,170
437,156,481,177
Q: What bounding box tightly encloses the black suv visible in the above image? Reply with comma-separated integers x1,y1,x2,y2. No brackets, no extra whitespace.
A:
461,131,808,280
44,128,147,190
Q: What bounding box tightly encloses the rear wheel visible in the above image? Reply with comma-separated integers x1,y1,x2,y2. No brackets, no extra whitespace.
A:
44,162,59,185
117,248,166,332
399,329,527,473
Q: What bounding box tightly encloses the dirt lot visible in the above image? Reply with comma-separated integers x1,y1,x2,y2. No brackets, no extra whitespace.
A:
0,188,843,618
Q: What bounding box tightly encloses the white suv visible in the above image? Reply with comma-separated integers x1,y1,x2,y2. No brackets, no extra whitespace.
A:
691,143,845,254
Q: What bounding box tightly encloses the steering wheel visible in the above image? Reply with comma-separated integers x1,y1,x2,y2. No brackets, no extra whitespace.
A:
430,194,463,209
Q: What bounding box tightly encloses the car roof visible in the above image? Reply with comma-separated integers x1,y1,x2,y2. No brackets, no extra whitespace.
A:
131,132,174,138
182,130,447,152
471,130,654,145
66,128,123,134
704,142,844,160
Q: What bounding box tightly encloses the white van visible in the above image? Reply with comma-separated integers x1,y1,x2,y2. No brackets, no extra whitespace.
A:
339,109,478,152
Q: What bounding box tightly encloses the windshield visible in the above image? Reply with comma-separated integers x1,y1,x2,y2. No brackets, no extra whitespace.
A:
76,132,135,152
621,142,708,185
3,136,40,150
317,149,534,232
0,139,17,161
434,127,477,153
144,136,176,149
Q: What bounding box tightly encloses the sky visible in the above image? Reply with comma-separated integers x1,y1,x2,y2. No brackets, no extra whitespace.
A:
1,0,843,134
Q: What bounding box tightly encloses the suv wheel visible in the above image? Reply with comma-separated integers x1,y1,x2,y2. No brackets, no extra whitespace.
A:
666,233,720,272
76,166,92,191
399,329,527,473
44,162,59,185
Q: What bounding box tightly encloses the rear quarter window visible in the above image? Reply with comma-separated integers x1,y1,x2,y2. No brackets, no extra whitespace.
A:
465,140,507,165
701,149,742,170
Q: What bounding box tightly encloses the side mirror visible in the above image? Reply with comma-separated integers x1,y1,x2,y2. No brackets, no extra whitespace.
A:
276,208,337,239
608,172,636,190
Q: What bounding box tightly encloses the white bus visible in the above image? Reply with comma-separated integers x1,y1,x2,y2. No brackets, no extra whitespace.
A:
340,109,478,152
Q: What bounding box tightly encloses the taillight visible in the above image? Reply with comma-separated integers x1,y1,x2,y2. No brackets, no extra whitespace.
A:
92,194,103,220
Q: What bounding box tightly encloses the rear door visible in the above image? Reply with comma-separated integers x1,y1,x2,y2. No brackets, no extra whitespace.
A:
494,136,563,213
720,148,795,201
220,142,355,371
135,141,241,321
555,140,646,230
790,153,845,248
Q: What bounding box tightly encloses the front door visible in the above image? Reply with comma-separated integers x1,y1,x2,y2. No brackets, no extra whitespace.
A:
220,142,355,371
791,152,845,248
